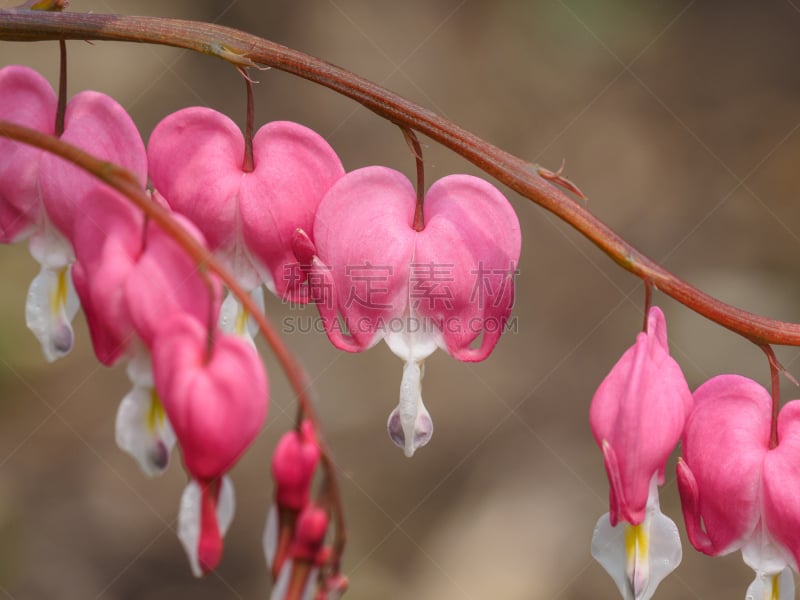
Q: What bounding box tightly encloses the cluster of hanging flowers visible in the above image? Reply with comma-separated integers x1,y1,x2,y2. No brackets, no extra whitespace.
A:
0,61,521,596
5,32,792,600
590,304,800,600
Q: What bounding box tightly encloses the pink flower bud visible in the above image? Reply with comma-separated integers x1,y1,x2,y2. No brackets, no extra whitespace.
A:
272,420,321,511
290,504,329,564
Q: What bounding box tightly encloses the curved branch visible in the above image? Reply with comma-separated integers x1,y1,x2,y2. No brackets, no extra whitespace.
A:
1,10,799,345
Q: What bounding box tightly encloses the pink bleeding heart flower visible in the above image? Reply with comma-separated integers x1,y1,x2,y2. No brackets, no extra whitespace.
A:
264,420,321,578
152,313,268,575
589,306,692,600
37,78,146,356
270,504,329,600
0,65,146,362
72,204,217,478
0,65,72,361
678,374,799,599
147,106,344,343
293,166,520,457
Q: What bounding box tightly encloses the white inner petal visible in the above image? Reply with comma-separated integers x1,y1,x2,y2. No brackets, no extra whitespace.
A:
387,360,434,457
178,480,203,578
25,264,79,362
384,323,438,363
27,217,72,269
115,379,175,478
742,522,792,577
217,476,235,537
125,349,154,387
25,222,77,360
263,503,279,570
270,559,292,600
177,476,235,578
219,287,264,345
746,568,795,600
591,476,681,600
217,239,262,292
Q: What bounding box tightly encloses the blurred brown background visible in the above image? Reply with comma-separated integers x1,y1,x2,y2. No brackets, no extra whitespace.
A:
2,1,800,598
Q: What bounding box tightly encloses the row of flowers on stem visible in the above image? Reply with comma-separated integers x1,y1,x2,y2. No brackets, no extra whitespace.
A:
0,59,522,597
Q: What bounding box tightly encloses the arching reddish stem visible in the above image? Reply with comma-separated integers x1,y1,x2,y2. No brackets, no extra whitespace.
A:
2,10,800,346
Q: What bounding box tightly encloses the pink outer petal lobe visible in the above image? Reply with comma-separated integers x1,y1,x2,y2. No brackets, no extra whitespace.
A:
151,315,268,480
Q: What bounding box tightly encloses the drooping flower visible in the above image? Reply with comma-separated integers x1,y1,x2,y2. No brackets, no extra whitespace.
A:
264,420,321,578
293,166,520,456
37,78,146,355
147,106,344,343
151,314,268,575
71,189,216,478
0,65,70,361
0,64,146,362
677,374,799,599
590,306,692,600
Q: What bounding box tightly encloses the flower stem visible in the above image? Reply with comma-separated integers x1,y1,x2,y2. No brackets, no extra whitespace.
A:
761,344,782,449
401,128,425,231
240,67,255,173
642,282,653,333
55,38,65,136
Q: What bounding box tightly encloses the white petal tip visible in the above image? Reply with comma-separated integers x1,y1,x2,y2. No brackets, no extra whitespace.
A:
115,386,175,477
746,568,795,600
591,484,682,600
25,265,79,362
387,404,433,457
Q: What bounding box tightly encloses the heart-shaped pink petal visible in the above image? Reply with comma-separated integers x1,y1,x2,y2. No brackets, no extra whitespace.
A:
151,314,268,480
148,108,343,297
